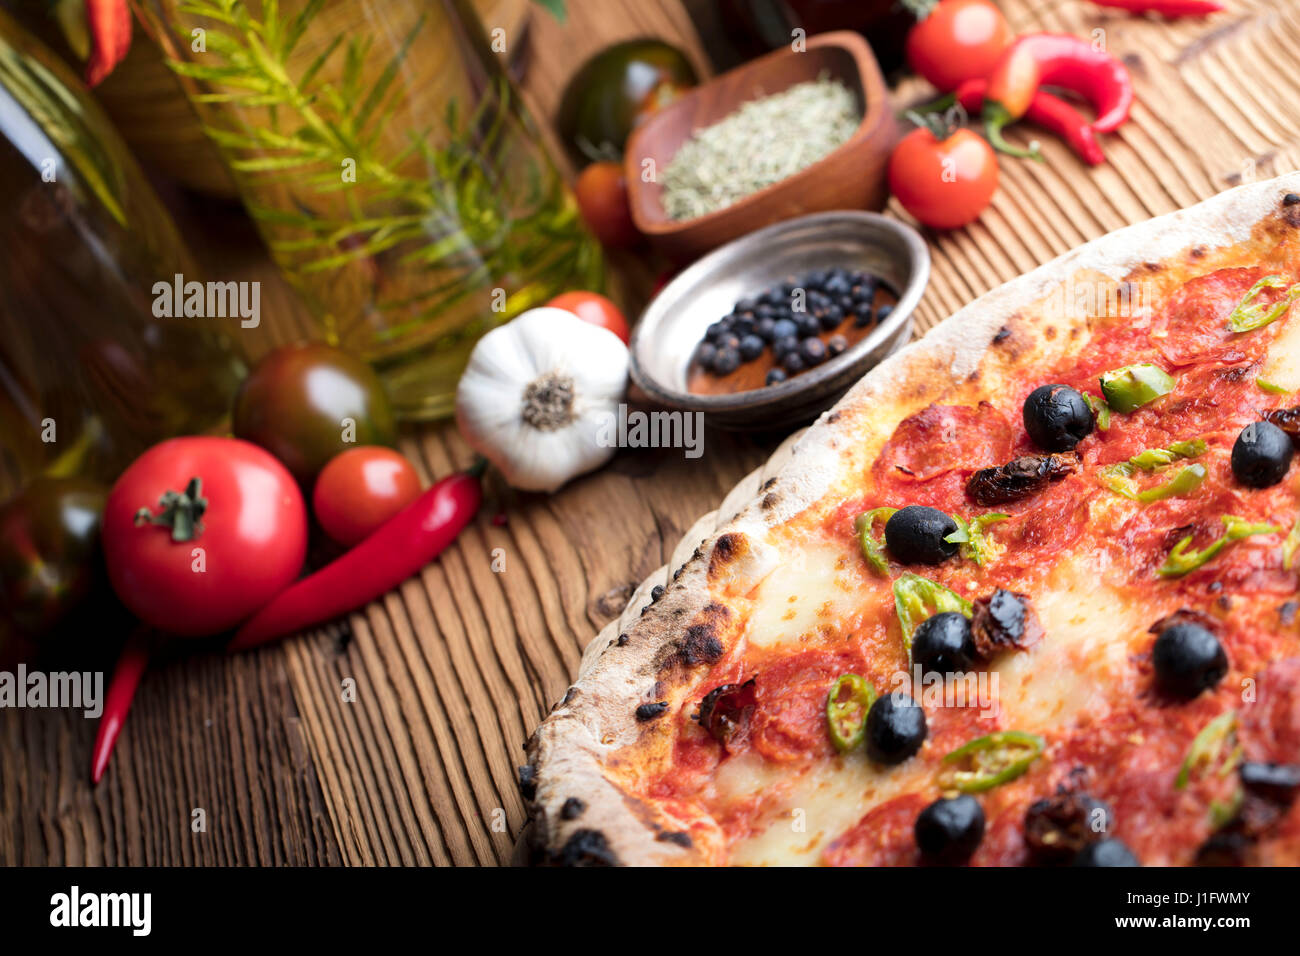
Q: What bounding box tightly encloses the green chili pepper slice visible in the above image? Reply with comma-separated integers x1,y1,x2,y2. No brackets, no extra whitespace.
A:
944,513,1009,566
1137,464,1206,503
1158,515,1279,578
1102,439,1211,502
826,674,877,753
854,508,898,575
1258,378,1291,396
892,572,972,653
1099,363,1176,414
1227,274,1300,333
1083,392,1111,430
1175,710,1238,790
939,730,1045,793
1100,439,1207,501
1283,517,1300,571
1210,789,1244,829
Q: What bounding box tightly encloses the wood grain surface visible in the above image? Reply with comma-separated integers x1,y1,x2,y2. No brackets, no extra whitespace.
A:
4,0,1300,866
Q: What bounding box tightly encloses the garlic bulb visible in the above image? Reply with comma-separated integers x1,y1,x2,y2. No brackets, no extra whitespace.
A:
455,308,630,492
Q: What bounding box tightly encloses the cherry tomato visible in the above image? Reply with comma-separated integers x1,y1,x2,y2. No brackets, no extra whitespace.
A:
888,126,998,230
233,343,397,484
102,437,308,637
313,447,422,548
573,161,640,249
545,291,631,344
906,0,1011,92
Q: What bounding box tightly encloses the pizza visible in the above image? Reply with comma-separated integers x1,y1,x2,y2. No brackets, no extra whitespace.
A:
523,173,1300,867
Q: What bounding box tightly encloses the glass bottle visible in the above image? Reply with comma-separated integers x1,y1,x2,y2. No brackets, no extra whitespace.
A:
0,8,246,502
137,0,603,419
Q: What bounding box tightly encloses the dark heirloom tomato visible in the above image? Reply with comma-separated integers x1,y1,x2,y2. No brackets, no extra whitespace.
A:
555,39,698,164
233,344,397,484
103,437,308,637
0,477,106,637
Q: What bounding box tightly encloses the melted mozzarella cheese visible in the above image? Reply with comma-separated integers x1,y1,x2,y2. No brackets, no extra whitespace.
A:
723,551,1151,865
992,553,1145,729
1260,301,1300,390
722,750,920,866
743,534,860,649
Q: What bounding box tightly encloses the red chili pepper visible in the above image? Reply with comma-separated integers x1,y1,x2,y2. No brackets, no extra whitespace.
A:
984,33,1134,156
90,631,150,784
1089,0,1224,16
85,0,133,87
228,463,485,652
954,79,1106,167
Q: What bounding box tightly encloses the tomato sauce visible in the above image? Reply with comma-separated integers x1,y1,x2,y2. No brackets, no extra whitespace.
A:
638,250,1300,865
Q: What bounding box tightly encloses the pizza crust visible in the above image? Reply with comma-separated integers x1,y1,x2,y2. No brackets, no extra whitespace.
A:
523,170,1300,866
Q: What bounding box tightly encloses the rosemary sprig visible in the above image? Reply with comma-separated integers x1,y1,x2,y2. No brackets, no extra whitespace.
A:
165,0,596,338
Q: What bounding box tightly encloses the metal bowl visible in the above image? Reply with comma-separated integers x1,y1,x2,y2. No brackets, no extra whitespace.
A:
629,211,930,430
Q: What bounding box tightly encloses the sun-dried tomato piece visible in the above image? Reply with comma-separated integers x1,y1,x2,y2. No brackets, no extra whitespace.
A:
966,454,1077,506
970,589,1042,660
1024,790,1113,864
698,678,757,748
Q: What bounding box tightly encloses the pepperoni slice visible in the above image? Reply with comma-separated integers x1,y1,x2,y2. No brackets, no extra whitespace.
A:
1149,267,1282,367
748,651,857,763
1148,362,1259,441
875,403,1014,484
1238,658,1300,765
750,683,833,763
823,793,927,866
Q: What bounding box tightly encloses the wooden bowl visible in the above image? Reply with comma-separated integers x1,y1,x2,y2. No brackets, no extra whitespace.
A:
623,31,897,263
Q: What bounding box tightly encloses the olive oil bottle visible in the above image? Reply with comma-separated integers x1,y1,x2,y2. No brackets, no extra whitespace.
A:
0,9,246,502
138,0,602,420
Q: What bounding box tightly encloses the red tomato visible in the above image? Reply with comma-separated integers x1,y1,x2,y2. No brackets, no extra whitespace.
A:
574,161,640,248
102,437,307,637
888,126,998,230
313,447,422,548
545,290,631,344
906,0,1011,92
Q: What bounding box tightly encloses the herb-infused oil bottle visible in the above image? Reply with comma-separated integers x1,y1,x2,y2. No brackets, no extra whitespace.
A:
138,0,604,420
0,9,246,502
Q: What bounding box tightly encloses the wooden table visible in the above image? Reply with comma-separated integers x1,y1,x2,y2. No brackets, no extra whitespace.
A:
4,0,1300,865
